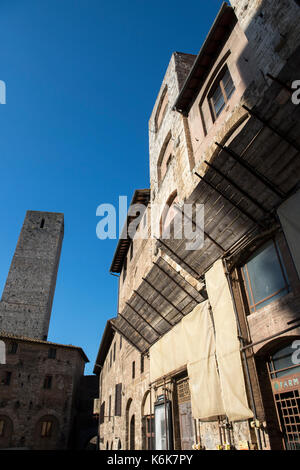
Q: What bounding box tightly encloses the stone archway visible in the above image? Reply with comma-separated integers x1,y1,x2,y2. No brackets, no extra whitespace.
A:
255,335,300,450
0,415,13,449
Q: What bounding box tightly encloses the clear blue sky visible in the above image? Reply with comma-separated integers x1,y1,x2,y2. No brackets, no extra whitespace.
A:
0,0,224,374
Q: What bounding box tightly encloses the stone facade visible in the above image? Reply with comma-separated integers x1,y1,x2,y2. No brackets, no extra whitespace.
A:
96,1,300,451
96,328,150,450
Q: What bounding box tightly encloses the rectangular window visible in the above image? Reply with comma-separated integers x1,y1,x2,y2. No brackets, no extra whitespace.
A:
41,421,52,438
110,350,112,368
48,348,56,359
120,335,122,350
100,401,105,425
43,375,52,389
3,372,12,386
209,66,235,121
140,355,144,374
132,361,135,380
113,342,116,362
9,342,18,354
114,383,122,417
109,395,112,421
0,420,4,437
242,240,290,314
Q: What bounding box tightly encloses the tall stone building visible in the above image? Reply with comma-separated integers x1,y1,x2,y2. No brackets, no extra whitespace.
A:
0,211,64,340
95,0,300,451
0,211,96,450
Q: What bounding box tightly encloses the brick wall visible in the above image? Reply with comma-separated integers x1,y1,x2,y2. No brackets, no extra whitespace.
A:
0,337,85,449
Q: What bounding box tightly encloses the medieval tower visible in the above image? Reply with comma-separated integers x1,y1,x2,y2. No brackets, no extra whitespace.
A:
0,210,64,340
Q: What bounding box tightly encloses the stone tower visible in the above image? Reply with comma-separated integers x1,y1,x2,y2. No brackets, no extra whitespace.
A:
0,211,64,340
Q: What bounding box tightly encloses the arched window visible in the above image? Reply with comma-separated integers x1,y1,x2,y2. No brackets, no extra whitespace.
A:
34,415,59,450
160,191,178,237
155,86,168,132
142,391,155,450
157,132,173,185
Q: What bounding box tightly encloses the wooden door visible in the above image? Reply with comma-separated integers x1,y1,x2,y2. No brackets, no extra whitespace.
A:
177,377,194,450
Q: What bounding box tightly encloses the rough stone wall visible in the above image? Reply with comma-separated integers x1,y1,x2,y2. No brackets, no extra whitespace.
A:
0,337,85,450
0,211,64,340
99,332,150,450
188,22,255,172
148,52,196,228
118,205,154,313
230,0,300,107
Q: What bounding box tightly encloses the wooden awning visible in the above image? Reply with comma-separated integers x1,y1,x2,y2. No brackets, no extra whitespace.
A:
158,69,300,278
110,257,206,353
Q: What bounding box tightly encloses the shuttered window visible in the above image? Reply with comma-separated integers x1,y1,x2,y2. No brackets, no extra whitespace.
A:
115,383,122,417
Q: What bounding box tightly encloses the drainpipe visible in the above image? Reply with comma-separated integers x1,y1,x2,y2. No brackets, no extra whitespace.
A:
223,259,263,451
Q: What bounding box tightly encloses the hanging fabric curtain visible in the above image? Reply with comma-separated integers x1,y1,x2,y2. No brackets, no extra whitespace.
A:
149,301,225,420
205,259,253,422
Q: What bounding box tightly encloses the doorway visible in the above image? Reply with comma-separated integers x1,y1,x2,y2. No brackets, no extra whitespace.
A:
267,342,300,450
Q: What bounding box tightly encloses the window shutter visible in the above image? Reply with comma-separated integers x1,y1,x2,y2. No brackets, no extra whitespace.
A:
115,383,122,417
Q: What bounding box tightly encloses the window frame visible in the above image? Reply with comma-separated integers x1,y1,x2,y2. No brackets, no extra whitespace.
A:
3,371,12,386
241,239,290,314
145,414,155,450
43,375,52,390
48,348,56,359
41,420,52,438
208,65,235,122
8,342,18,355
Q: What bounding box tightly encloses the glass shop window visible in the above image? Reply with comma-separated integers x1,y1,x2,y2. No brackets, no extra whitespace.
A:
242,240,290,314
154,397,173,450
